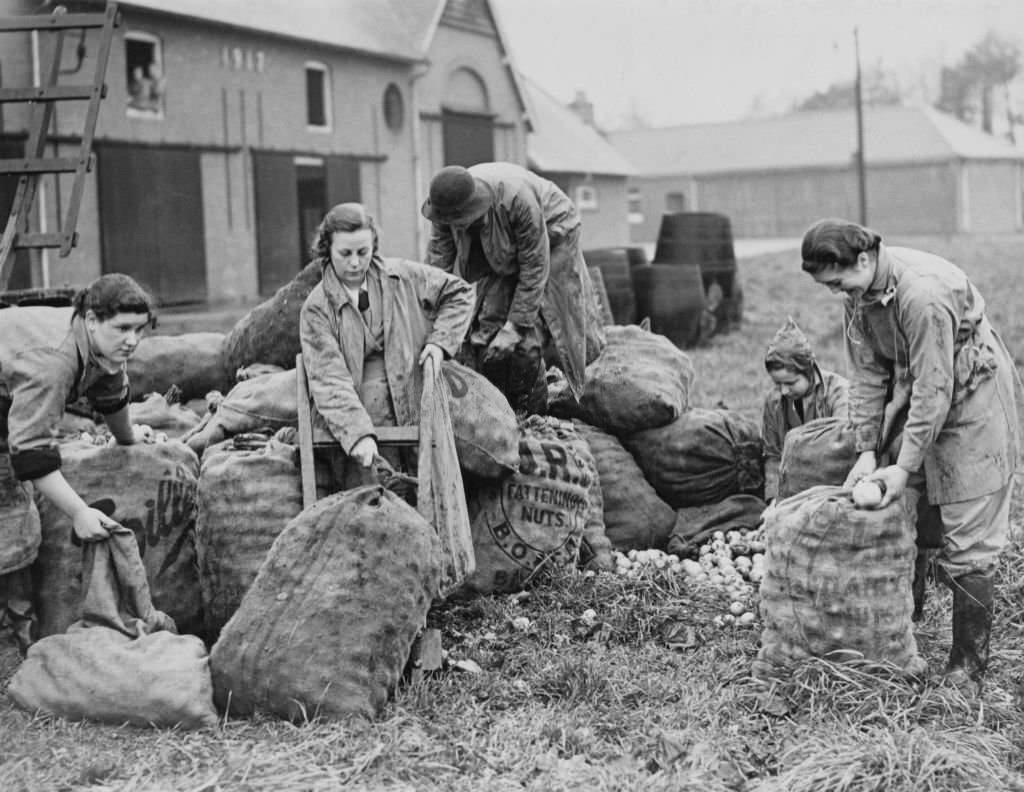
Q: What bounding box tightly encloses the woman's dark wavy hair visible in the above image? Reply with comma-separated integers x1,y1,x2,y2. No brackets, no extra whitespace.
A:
800,218,882,274
311,202,380,266
71,273,156,323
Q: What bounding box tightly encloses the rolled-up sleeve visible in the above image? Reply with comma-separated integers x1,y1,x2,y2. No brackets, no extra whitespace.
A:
299,299,374,455
5,349,71,480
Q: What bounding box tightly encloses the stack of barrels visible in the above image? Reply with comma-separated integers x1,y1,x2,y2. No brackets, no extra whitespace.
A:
583,247,638,326
630,212,742,348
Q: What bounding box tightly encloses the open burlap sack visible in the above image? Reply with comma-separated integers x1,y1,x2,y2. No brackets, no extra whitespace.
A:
777,416,858,500
752,485,925,679
210,486,441,721
33,440,202,637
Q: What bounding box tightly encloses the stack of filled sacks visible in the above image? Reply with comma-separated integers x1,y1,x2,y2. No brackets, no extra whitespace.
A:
548,324,766,559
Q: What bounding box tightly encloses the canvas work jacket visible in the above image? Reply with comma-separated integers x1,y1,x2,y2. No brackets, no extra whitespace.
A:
425,161,595,398
761,367,850,462
299,256,474,455
844,244,1019,504
0,307,129,481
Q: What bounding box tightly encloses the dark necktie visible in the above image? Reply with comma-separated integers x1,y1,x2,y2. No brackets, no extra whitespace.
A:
358,289,370,312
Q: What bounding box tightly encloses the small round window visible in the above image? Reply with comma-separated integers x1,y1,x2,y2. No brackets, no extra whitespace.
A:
383,83,404,131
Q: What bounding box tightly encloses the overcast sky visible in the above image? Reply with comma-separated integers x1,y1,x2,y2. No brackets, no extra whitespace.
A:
492,0,1024,130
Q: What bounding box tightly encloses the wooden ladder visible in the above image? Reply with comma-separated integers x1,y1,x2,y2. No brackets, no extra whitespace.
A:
0,2,119,291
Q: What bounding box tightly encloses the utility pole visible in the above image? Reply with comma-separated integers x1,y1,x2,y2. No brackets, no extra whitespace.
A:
854,25,867,225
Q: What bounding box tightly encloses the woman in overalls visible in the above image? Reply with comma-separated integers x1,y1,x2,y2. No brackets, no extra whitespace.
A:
800,218,1020,694
299,203,474,490
0,273,155,652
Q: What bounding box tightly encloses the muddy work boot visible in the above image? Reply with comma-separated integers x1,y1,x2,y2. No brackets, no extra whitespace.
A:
911,549,932,622
942,570,994,695
1,602,36,658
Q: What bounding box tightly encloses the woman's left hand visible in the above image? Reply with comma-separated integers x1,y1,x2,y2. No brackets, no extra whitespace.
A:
419,342,444,371
868,465,910,508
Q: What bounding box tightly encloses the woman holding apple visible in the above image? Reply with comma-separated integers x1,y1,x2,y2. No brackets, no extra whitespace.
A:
800,217,1020,695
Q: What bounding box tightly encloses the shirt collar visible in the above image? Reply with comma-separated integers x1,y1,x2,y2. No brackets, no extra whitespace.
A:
862,244,897,306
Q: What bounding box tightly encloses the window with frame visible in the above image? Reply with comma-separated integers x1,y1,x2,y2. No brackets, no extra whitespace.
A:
575,184,598,211
666,191,686,213
125,31,165,118
306,62,331,130
628,187,644,224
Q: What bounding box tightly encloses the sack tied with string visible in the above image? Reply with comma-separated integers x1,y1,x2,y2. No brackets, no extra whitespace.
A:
752,485,925,678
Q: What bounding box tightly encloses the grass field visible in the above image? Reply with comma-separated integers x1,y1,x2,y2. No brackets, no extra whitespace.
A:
2,234,1024,791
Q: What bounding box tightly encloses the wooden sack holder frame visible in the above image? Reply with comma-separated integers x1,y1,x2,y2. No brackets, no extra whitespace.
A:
294,353,421,509
0,2,119,291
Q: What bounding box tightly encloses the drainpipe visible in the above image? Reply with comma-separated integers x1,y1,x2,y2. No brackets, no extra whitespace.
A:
31,29,51,288
409,62,429,259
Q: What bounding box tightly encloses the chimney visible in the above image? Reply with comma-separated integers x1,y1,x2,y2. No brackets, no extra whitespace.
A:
568,90,595,127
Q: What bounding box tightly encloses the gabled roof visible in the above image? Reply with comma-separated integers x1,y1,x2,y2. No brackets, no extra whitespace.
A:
112,0,424,62
519,74,635,177
607,104,1024,177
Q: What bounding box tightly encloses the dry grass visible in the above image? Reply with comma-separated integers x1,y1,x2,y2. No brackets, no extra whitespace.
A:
3,233,1024,791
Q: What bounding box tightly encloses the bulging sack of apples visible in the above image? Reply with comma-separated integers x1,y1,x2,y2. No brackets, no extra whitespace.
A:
752,485,926,679
209,485,441,721
462,416,594,594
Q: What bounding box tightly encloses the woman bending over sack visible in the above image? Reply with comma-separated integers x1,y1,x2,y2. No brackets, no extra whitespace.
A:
801,218,1020,694
299,202,474,490
761,316,849,500
0,274,156,652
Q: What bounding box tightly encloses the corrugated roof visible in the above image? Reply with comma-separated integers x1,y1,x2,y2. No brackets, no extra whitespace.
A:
607,105,1024,177
111,0,425,62
520,74,635,177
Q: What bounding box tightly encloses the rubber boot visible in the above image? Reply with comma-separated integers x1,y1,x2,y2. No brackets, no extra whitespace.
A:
943,570,994,694
911,549,929,623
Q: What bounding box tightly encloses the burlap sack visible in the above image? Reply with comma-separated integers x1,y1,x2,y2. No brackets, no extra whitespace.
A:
221,261,323,376
752,485,924,678
777,417,858,499
572,420,676,552
9,628,216,728
8,525,216,729
33,440,202,637
549,324,695,435
462,416,593,594
667,494,768,557
130,392,203,437
0,454,40,576
210,486,441,721
127,332,231,402
624,408,764,508
196,435,303,641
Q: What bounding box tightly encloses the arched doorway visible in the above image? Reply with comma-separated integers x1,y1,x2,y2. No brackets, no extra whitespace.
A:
442,67,495,167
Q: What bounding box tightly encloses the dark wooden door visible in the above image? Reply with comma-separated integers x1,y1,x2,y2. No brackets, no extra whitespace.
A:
442,111,495,167
252,151,300,296
96,144,207,304
326,155,361,206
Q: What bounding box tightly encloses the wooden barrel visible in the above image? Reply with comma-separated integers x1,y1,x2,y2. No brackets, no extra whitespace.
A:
584,247,636,324
653,212,740,333
586,266,614,325
631,263,705,349
0,286,76,309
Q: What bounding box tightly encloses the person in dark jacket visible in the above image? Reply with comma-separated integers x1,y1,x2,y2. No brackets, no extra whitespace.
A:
422,162,605,414
0,273,155,652
801,217,1020,694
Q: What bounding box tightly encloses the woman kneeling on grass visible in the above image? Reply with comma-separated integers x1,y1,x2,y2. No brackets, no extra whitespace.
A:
761,316,849,500
800,217,1020,694
299,202,474,491
0,274,156,652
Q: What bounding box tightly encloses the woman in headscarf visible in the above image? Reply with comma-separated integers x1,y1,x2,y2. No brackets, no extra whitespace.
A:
761,316,849,500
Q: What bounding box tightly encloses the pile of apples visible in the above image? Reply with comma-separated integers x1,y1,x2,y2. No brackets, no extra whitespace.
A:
612,526,767,628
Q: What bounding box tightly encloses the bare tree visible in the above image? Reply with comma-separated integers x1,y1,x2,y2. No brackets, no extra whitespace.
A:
936,32,1021,141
